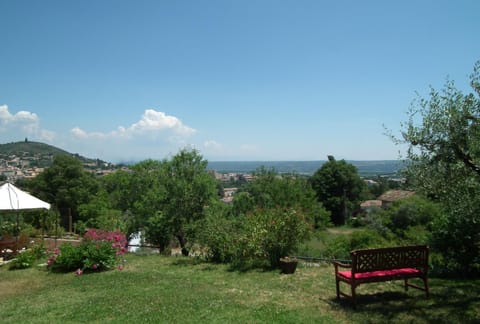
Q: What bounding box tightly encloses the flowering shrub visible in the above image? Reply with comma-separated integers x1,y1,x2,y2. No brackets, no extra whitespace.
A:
47,229,127,274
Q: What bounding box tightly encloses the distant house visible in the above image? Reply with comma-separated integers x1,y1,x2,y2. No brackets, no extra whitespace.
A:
360,199,382,210
359,189,415,214
377,190,415,208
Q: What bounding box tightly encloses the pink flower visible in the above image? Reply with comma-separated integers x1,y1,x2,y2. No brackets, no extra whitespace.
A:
117,264,124,271
92,264,98,270
75,268,83,276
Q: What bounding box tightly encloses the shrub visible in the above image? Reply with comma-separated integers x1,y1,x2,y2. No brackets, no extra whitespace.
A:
325,229,389,260
8,244,47,270
47,229,127,274
47,243,83,272
196,206,240,263
385,196,440,235
232,207,312,269
9,250,36,270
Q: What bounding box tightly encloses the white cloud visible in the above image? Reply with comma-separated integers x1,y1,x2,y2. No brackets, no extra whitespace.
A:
71,109,196,140
203,140,223,151
0,105,55,141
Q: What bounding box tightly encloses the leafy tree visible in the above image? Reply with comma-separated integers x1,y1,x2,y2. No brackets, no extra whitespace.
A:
129,160,167,239
77,189,126,232
310,156,366,225
160,149,217,256
101,169,136,213
395,60,480,275
233,167,330,228
144,212,172,254
25,155,99,229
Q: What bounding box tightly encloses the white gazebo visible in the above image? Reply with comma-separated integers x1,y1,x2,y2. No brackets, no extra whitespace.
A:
0,182,51,253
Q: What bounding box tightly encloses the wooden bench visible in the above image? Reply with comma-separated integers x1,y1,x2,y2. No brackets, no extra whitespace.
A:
333,245,429,306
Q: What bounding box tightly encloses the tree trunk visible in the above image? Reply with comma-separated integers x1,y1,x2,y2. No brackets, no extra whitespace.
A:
176,234,189,256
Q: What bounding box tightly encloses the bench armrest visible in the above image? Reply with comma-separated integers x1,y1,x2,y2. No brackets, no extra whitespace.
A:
332,260,351,273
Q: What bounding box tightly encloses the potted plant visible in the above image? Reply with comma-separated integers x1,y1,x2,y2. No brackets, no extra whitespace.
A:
279,256,298,274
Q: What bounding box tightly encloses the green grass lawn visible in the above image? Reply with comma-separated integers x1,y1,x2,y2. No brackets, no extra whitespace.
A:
1,254,479,323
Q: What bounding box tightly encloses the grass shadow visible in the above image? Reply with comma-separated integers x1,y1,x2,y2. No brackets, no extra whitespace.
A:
331,279,480,323
169,256,208,267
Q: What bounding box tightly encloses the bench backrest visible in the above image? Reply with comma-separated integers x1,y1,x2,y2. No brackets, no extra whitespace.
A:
351,245,429,274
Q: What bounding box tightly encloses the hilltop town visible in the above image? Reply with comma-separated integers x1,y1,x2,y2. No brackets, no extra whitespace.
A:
0,140,117,182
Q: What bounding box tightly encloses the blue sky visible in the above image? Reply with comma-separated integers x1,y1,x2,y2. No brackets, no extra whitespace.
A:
1,1,479,162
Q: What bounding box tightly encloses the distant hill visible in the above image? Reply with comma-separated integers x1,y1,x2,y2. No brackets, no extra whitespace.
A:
0,140,108,167
0,140,70,156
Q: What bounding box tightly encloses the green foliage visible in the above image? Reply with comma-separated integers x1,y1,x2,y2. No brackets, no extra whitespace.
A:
429,188,480,276
358,196,441,247
8,250,36,270
386,196,438,233
325,229,390,260
78,190,127,232
24,155,99,228
232,207,312,269
81,241,118,271
196,203,239,263
48,243,84,272
0,214,16,236
47,229,127,273
159,149,217,255
144,212,173,254
234,167,330,229
310,156,366,226
395,60,480,276
196,168,323,270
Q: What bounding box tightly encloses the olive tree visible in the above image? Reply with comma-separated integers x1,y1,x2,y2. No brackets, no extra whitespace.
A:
395,61,480,275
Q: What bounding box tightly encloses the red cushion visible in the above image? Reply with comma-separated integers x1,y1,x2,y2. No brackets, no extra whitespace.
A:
338,268,421,279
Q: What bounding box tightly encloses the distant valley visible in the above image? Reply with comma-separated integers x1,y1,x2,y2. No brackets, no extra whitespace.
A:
207,160,405,177
1,141,405,178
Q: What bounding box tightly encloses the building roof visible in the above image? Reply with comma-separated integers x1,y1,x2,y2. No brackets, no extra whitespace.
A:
377,190,415,202
360,200,383,208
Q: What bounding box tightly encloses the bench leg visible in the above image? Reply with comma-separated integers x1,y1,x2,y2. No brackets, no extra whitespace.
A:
351,284,356,307
336,279,340,299
423,277,429,298
404,279,409,292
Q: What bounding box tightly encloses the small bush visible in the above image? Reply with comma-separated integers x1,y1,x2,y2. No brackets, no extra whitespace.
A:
196,211,240,263
325,229,389,260
232,207,312,269
47,229,127,274
48,243,84,272
9,250,36,270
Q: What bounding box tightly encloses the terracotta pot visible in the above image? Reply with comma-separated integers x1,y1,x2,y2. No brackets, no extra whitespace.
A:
279,259,298,274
